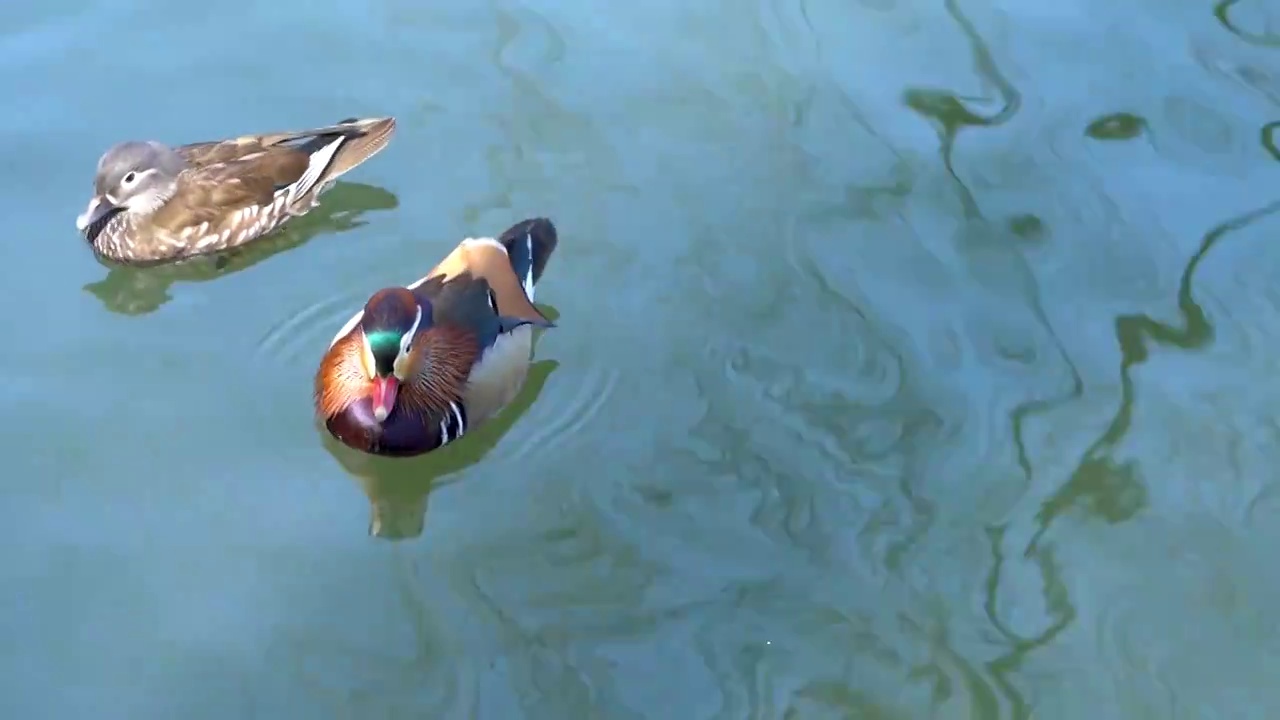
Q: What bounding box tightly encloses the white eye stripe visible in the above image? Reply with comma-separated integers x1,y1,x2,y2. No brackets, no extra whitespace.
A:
120,167,155,189
401,305,423,353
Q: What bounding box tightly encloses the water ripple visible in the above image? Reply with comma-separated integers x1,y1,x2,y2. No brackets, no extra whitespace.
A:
501,363,618,463
1092,583,1179,717
253,288,369,368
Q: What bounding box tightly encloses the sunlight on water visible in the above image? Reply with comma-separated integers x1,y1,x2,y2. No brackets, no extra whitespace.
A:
2,0,1280,717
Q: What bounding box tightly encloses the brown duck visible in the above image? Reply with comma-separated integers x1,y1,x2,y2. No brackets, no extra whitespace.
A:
75,116,396,264
315,217,559,457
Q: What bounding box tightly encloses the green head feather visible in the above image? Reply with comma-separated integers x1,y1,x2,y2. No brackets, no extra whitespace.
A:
366,330,404,376
367,330,403,354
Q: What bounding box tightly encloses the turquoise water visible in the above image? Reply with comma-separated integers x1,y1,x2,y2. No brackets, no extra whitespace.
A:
4,0,1280,717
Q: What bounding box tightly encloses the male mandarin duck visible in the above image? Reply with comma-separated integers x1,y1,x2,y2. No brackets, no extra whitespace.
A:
315,217,559,457
75,116,396,264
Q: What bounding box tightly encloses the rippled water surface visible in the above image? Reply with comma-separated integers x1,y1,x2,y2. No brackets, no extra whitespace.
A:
5,0,1280,717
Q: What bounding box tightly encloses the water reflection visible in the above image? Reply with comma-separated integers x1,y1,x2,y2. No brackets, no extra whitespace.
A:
82,181,398,316
320,337,560,541
1030,198,1280,551
901,0,1021,219
1084,113,1148,141
1213,0,1280,47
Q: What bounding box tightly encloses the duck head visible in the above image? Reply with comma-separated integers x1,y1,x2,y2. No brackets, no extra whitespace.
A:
76,141,189,235
359,288,425,423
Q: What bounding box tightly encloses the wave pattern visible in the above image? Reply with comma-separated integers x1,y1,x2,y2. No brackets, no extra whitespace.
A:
11,0,1280,717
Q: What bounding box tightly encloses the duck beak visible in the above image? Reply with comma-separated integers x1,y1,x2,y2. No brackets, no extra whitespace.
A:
371,376,399,423
75,194,119,233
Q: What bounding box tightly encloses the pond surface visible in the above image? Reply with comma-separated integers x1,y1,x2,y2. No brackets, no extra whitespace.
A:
4,0,1280,717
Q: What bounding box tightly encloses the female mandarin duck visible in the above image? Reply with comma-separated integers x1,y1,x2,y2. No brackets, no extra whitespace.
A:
315,217,559,457
75,116,396,264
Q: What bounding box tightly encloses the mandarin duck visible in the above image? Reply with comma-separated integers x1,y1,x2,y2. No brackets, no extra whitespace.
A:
75,116,396,264
315,217,559,457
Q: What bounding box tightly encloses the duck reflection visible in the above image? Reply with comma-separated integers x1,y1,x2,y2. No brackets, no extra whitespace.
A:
83,181,398,316
320,313,560,541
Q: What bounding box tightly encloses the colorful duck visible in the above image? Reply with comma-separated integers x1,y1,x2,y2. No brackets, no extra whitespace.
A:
315,217,558,457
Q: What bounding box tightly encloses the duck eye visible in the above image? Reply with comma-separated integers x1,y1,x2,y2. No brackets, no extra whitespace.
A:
121,171,137,186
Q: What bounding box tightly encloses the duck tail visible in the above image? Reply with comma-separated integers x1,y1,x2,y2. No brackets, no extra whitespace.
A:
265,117,396,212
496,217,558,301
299,116,397,181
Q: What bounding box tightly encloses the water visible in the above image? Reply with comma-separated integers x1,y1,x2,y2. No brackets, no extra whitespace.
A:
4,0,1280,717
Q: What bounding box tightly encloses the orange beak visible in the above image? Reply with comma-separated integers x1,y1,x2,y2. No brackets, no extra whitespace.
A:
371,376,399,423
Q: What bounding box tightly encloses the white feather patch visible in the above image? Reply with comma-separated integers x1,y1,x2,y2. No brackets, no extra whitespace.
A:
285,136,345,207
523,231,535,301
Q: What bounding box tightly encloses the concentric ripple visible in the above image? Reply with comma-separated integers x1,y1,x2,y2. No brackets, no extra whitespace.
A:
253,289,370,368
498,362,620,463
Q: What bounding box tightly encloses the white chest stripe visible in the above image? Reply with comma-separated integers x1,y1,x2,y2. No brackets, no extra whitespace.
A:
438,400,467,446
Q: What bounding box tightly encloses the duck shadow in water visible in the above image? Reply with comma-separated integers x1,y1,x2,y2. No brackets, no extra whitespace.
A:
320,309,561,541
82,181,399,316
